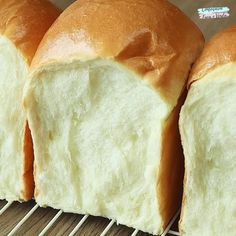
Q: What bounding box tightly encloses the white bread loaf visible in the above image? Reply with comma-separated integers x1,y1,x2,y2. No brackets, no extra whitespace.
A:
24,0,203,234
179,26,236,236
0,0,59,201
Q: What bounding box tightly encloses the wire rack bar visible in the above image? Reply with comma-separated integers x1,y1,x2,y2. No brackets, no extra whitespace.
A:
39,209,63,236
100,219,115,236
161,209,180,236
0,201,180,236
7,203,39,236
168,230,180,236
68,214,89,236
0,201,12,216
131,228,139,236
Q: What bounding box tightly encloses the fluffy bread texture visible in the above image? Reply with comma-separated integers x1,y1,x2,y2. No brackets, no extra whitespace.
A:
24,0,204,234
0,0,59,201
179,26,236,236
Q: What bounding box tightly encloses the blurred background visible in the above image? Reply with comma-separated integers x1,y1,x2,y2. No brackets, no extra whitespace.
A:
49,0,74,9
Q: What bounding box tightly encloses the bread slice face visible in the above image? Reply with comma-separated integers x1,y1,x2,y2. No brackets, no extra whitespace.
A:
179,63,236,236
0,0,60,201
0,36,31,201
25,59,172,234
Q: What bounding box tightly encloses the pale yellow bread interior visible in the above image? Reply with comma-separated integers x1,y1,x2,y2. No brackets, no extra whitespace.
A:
0,36,28,201
179,63,236,236
25,59,174,234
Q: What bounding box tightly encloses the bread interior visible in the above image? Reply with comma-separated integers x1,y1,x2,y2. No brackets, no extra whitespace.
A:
26,59,171,234
180,63,236,236
0,36,28,201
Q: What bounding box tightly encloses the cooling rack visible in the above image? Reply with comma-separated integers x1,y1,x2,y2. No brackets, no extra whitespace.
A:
0,200,180,236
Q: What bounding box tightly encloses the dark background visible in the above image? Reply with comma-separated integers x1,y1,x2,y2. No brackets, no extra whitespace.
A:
170,0,235,41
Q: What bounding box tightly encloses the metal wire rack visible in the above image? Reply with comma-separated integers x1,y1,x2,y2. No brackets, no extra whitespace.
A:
0,200,180,236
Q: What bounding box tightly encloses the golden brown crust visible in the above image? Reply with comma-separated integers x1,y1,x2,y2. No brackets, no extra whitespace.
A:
0,0,60,64
157,90,186,228
188,25,236,88
0,0,60,201
22,122,34,201
31,0,204,105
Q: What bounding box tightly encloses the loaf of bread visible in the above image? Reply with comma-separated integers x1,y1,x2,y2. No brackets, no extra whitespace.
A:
0,0,59,201
179,26,236,236
24,0,203,234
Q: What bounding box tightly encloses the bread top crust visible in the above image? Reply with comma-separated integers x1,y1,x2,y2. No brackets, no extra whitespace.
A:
0,0,60,64
188,25,236,88
31,0,204,105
